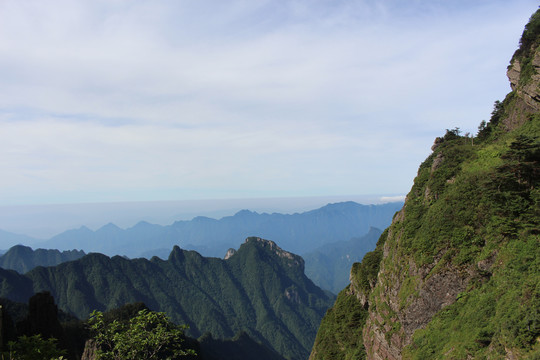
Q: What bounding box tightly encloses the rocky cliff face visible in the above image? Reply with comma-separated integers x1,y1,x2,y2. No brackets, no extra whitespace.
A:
506,13,540,129
311,9,540,360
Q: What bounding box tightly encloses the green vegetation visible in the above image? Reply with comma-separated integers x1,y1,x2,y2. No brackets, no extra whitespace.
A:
310,286,368,360
396,97,540,358
1,334,66,360
512,9,540,85
404,234,539,359
311,9,540,360
88,309,194,360
0,246,85,274
310,229,389,360
303,227,383,294
350,229,386,295
198,331,285,360
0,239,333,360
393,104,539,268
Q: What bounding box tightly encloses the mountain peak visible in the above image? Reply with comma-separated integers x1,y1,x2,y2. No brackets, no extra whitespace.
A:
167,245,185,262
234,209,257,217
98,223,121,232
243,237,304,269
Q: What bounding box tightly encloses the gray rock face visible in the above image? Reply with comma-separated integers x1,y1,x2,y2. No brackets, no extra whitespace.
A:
505,51,540,130
508,52,540,112
81,339,97,360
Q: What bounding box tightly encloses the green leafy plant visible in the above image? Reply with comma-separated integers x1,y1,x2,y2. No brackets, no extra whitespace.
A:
88,309,194,360
1,334,66,360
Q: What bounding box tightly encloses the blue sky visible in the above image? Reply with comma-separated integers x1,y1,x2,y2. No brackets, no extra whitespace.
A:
0,0,538,207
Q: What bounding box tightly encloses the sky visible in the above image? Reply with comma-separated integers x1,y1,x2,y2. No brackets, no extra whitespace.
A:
0,1,538,230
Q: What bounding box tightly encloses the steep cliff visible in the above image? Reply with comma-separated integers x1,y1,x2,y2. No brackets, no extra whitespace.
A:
311,9,540,360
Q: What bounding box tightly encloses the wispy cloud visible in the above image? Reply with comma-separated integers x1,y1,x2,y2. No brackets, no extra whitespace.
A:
0,0,537,204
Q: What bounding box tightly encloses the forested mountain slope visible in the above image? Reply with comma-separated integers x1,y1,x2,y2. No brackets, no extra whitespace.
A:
310,10,540,360
0,245,85,273
303,227,382,294
0,238,334,360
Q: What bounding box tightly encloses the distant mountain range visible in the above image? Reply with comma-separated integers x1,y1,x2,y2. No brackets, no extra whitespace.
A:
0,227,385,295
0,229,40,251
303,227,383,294
34,201,403,258
0,237,335,360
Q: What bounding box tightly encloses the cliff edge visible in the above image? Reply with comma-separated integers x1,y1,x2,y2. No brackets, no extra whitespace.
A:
310,9,540,360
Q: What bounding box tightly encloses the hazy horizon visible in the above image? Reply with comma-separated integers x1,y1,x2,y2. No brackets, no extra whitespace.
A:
0,194,404,240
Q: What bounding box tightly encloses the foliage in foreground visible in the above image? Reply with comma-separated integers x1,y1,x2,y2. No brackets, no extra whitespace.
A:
88,309,195,360
1,334,66,360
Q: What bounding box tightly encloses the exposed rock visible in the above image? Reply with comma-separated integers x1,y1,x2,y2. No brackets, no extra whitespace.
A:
244,237,305,269
224,248,237,260
284,286,301,304
431,153,444,174
81,339,97,360
505,51,540,130
508,53,540,111
362,253,472,360
349,271,369,307
431,137,444,151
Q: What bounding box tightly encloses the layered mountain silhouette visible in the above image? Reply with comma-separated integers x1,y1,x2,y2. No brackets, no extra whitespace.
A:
0,229,39,251
0,237,334,360
303,227,382,294
0,245,85,273
37,201,402,258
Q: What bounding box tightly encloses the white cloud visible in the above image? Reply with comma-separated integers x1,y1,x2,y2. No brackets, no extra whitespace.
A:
0,0,537,205
380,195,406,203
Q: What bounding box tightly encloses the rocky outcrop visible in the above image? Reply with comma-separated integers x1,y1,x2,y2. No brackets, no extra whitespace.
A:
243,237,305,270
504,21,540,131
224,248,237,260
362,250,473,360
81,339,98,360
507,52,540,112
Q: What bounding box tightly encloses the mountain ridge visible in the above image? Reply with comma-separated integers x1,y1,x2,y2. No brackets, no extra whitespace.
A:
38,201,403,258
303,227,382,294
0,237,335,360
0,245,86,274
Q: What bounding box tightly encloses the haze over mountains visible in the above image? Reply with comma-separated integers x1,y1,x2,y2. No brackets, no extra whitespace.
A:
303,227,383,294
19,201,403,259
0,201,402,294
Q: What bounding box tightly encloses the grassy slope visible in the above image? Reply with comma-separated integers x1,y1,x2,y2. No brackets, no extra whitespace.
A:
311,10,540,360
